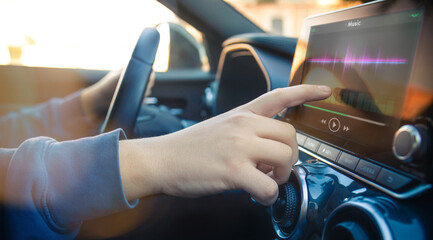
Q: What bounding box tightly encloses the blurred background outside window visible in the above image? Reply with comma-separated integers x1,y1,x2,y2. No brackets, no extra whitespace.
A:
226,0,362,37
0,0,208,72
0,0,362,71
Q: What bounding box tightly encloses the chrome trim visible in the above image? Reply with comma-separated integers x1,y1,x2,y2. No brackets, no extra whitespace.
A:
392,125,422,162
272,166,309,239
144,97,158,105
298,146,432,199
215,43,271,93
204,87,215,109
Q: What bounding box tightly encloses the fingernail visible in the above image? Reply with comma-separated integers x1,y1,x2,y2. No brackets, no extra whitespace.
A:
317,85,331,93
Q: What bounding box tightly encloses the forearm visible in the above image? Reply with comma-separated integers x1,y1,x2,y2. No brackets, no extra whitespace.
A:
2,129,136,239
0,91,100,148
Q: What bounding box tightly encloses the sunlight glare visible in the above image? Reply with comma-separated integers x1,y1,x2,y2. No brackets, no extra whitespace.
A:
317,0,340,6
0,0,176,70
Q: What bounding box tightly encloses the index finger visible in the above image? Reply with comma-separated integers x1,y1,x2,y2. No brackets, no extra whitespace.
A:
243,84,331,118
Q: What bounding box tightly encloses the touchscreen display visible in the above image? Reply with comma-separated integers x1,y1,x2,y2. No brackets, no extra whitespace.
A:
289,8,425,158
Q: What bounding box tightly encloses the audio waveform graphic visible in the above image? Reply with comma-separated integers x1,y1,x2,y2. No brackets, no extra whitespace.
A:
307,42,408,77
307,57,407,65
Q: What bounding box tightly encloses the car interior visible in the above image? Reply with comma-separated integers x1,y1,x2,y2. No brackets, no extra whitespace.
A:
1,0,432,239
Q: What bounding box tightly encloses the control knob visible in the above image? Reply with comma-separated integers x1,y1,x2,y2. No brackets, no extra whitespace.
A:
270,173,303,239
392,124,431,164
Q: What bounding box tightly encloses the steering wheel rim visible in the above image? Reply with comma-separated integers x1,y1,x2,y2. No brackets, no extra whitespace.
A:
100,28,160,137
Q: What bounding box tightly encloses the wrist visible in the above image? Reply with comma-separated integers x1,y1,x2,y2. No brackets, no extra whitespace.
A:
119,137,164,200
81,89,103,123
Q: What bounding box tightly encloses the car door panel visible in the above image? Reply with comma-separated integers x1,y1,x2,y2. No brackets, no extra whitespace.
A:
0,65,107,116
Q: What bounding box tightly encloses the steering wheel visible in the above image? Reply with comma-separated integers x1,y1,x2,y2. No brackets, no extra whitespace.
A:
100,28,160,137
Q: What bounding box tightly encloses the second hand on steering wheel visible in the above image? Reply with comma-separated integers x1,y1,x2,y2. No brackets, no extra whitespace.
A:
100,28,160,137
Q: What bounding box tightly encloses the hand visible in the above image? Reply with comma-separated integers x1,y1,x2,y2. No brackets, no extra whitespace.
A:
119,84,331,206
81,69,122,123
81,70,156,123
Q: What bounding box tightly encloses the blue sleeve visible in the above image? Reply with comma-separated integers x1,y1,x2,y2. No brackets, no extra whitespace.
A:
1,129,138,239
0,91,99,148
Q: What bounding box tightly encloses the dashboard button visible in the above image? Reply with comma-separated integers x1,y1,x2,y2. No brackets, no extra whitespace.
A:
376,168,412,190
338,153,360,170
296,133,307,146
328,118,341,132
355,160,381,180
317,144,340,161
304,138,320,152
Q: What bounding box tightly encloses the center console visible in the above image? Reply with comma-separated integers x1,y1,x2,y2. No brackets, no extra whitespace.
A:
270,0,433,239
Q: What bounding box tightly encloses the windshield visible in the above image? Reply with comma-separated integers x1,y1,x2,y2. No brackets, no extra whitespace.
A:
225,0,363,38
0,0,206,71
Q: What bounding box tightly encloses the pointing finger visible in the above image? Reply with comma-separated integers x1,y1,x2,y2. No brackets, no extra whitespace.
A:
243,84,331,118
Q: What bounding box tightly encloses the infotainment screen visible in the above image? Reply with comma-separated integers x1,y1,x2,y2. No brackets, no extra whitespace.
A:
286,0,433,183
303,9,423,121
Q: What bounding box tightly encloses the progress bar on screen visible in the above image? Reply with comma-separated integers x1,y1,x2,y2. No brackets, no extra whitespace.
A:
303,104,386,127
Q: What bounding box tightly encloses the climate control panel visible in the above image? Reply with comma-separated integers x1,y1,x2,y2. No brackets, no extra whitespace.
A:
296,131,431,199
270,159,433,240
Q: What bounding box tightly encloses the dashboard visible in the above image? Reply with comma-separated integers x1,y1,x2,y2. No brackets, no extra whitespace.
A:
214,0,433,239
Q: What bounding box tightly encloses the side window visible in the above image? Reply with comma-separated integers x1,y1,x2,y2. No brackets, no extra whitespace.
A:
0,0,208,73
155,21,210,72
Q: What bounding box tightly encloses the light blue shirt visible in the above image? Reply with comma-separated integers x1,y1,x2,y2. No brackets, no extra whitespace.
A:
0,92,137,239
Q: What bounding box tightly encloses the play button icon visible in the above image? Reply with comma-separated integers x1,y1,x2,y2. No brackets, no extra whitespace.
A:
328,118,341,132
